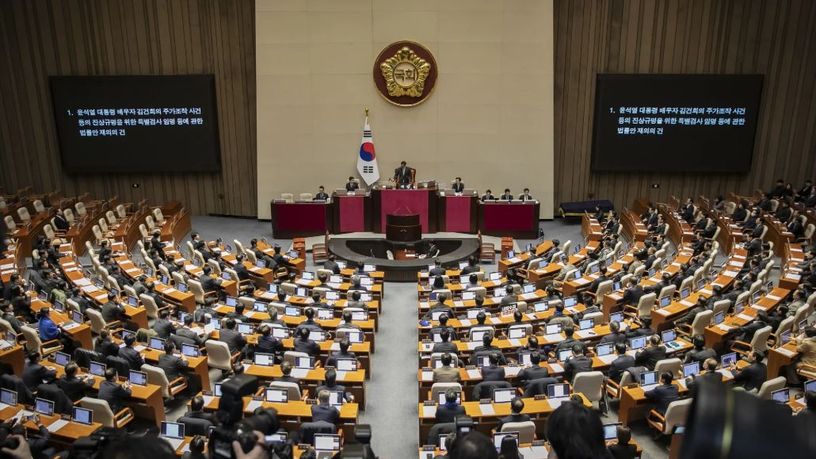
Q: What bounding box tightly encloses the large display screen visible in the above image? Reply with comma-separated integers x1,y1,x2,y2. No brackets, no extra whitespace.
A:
591,74,763,172
50,75,220,173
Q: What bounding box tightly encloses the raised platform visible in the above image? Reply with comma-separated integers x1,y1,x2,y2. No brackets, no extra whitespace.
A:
327,235,481,282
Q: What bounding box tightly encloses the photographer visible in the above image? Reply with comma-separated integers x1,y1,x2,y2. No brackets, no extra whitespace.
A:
0,414,53,459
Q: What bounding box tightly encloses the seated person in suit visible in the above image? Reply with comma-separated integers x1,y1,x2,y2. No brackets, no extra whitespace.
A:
274,360,301,389
684,335,717,364
517,188,534,202
451,177,465,193
472,334,507,366
95,329,120,359
564,344,593,382
323,254,341,274
118,334,145,370
254,324,283,361
315,368,353,403
311,389,340,424
293,327,320,357
0,300,24,333
176,314,207,346
435,389,465,423
57,362,94,402
496,397,531,430
152,309,176,339
481,189,495,202
607,425,638,459
433,353,460,383
98,368,132,413
480,353,506,382
686,358,723,393
53,209,70,231
225,303,249,322
608,343,635,382
191,233,216,261
326,339,356,368
730,350,767,391
499,188,513,201
500,284,518,306
219,318,247,355
644,372,679,414
158,340,199,393
100,292,124,323
346,290,368,311
345,176,359,192
548,303,575,329
635,334,667,370
516,351,550,386
313,186,329,201
295,308,323,335
22,352,56,390
432,329,458,355
198,266,222,293
554,326,579,354
186,395,218,424
424,294,454,322
429,259,446,277
599,321,627,346
393,161,413,187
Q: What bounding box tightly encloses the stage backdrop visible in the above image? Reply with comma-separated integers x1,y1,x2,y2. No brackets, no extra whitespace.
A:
256,0,555,220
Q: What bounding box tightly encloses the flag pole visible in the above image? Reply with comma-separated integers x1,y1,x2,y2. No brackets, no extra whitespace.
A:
365,106,369,117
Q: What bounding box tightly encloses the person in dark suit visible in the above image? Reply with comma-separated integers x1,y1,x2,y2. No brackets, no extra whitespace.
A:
313,186,329,201
98,368,132,413
150,230,166,257
219,319,247,355
472,334,507,366
451,177,465,193
0,300,24,333
294,308,323,335
57,362,94,402
326,339,357,368
315,368,353,403
608,343,635,382
644,372,679,414
480,353,506,382
496,397,531,430
587,265,609,295
53,209,70,231
554,326,579,354
516,352,549,386
607,426,638,459
176,315,206,346
100,292,124,323
254,324,283,361
118,335,144,370
433,353,460,383
198,266,222,293
345,176,359,192
311,390,340,424
293,327,320,357
185,395,218,424
152,309,176,339
190,233,215,261
435,389,465,423
393,161,413,188
225,303,249,323
22,352,56,389
480,189,495,202
685,358,723,393
564,344,593,382
621,278,644,306
635,335,667,370
429,259,445,277
684,335,717,364
424,294,454,322
157,341,189,381
95,330,120,359
731,350,767,391
431,329,458,355
730,312,769,344
499,188,513,201
231,255,251,282
599,321,627,346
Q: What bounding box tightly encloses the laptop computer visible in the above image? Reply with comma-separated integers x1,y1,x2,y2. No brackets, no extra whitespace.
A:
265,388,288,403
160,421,186,450
149,337,165,351
610,311,624,324
213,382,223,397
225,296,238,307
659,296,671,308
683,361,700,378
558,349,573,362
127,296,139,307
771,388,789,404
493,431,519,451
237,323,254,335
254,353,275,366
492,388,515,404
54,351,71,366
508,327,526,339
89,362,106,377
0,388,17,408
176,283,188,293
34,398,55,416
317,308,334,320
438,391,461,404
564,297,577,308
296,356,314,369
640,371,659,391
629,336,647,351
662,329,680,349
181,343,200,357
314,434,341,459
579,318,594,330
328,390,345,407
129,370,148,386
603,423,622,441
253,302,267,312
720,352,738,367
547,383,570,399
336,359,358,372
72,406,93,425
301,271,315,280
221,272,231,281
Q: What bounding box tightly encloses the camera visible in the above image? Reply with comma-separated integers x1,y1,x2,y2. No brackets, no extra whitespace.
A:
209,422,258,459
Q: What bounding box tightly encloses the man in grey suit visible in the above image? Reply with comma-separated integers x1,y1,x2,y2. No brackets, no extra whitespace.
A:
433,353,460,383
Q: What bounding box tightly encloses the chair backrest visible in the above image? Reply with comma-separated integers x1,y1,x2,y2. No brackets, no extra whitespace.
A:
430,353,459,368
299,193,313,201
207,259,221,274
92,225,104,243
106,275,120,292
281,282,297,295
139,294,159,319
0,318,13,334
20,325,42,353
145,215,156,230
115,204,127,219
188,279,206,303
269,381,301,400
756,376,786,400
17,207,31,223
152,208,165,223
138,224,149,239
637,293,657,317
658,285,676,300
106,210,117,226
711,300,730,318
79,397,115,427
172,271,185,286
562,240,572,257
501,421,536,443
793,305,812,332
75,201,87,216
690,310,714,336
430,382,463,403
595,280,613,298
299,421,336,445
178,416,213,436
98,217,109,233
662,398,693,434
4,215,16,231
572,371,604,402
85,308,107,334
750,326,773,353
142,364,171,398
654,358,682,378
43,224,56,240
281,193,294,203
204,340,232,370
85,240,95,257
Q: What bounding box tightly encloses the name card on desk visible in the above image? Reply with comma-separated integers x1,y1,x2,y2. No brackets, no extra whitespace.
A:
544,334,563,343
453,301,465,308
505,366,522,377
164,288,177,294
575,330,597,339
335,371,348,380
508,339,522,347
202,395,215,406
716,324,734,332
776,347,796,358
547,397,568,409
459,319,472,327
736,313,754,322
722,271,738,278
766,294,781,301
716,369,734,380
680,300,695,307
654,309,671,316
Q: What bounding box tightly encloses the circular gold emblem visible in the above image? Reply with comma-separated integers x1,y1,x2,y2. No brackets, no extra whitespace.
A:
373,41,438,107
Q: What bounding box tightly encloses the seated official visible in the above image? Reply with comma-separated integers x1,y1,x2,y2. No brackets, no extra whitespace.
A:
635,335,667,370
608,343,635,382
219,318,248,355
432,329,458,355
436,389,465,423
433,353,460,383
53,209,70,231
100,292,125,323
158,341,199,394
731,350,767,391
22,352,56,390
293,327,320,357
95,329,120,359
517,188,534,202
326,339,356,368
424,294,454,322
345,176,359,192
499,188,513,201
198,265,222,293
295,308,324,335
644,372,679,414
451,177,465,193
57,362,94,402
152,309,176,339
118,334,145,370
599,321,627,346
315,368,353,403
191,233,216,261
176,314,207,346
496,397,531,430
472,334,507,366
480,189,495,202
686,358,723,393
564,344,593,382
274,361,301,389
232,255,251,281
186,395,218,424
553,326,579,354
323,254,341,274
607,426,638,459
311,390,340,424
516,352,549,386
255,325,283,361
481,353,506,382
99,368,133,413
225,302,249,322
393,160,413,187
684,335,716,364
313,186,329,201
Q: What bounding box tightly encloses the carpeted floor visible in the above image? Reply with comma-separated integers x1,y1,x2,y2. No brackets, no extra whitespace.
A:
157,216,669,459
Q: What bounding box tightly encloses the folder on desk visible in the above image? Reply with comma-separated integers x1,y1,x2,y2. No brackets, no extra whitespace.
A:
549,363,564,373
46,419,69,433
478,404,495,416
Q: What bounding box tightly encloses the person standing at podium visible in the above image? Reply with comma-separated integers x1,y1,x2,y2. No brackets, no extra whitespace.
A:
500,188,514,201
345,176,359,192
394,161,413,188
518,188,534,202
452,177,465,193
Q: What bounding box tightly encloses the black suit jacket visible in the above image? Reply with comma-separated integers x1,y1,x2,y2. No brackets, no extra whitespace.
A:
516,366,549,386
684,347,716,364
608,443,638,459
176,327,204,346
644,383,679,414
95,338,120,359
496,413,531,430
153,319,176,339
101,302,123,323
452,182,464,193
57,375,92,402
311,404,340,424
564,355,593,382
394,166,412,185
733,362,767,391
158,354,188,380
98,380,131,413
185,409,217,424
481,365,506,382
219,329,247,354
431,342,458,354
234,264,251,281
635,346,667,370
686,371,723,393
608,355,635,382
435,403,465,423
345,181,359,191
118,346,144,370
53,215,70,231
22,362,54,389
294,338,320,356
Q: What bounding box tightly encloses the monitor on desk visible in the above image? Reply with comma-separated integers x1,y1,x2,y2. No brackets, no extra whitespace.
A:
647,268,656,277
149,337,165,351
564,297,577,308
4,331,16,344
71,310,84,324
661,329,677,343
296,356,314,369
360,293,372,302
360,277,373,286
696,278,706,290
253,302,267,312
72,406,93,425
573,270,582,280
470,329,489,343
265,388,288,403
267,283,277,294
214,382,223,397
522,284,535,294
629,336,647,350
547,383,570,398
109,287,119,297
129,370,148,386
610,311,624,324
579,318,594,330
160,275,170,285
237,323,254,335
350,310,367,322
683,362,700,378
54,351,71,366
287,250,299,259
181,343,200,357
596,343,613,357
343,330,363,343
658,296,670,308
506,250,515,259
680,288,690,299
489,272,501,281
734,302,745,314
127,296,139,307
476,355,491,368
771,388,789,404
639,371,658,387
314,434,341,452
803,379,816,394
363,264,375,273
335,358,358,372
53,300,64,312
209,318,222,330
438,391,461,405
0,388,17,406
534,302,549,313
89,362,106,377
325,291,340,301
328,391,345,407
176,283,188,293
766,280,774,292
296,287,307,297
713,311,725,325
493,432,518,451
558,349,573,362
254,353,274,366
336,261,346,269
613,281,622,291
225,296,238,307
301,271,315,280
285,306,300,317
271,327,290,339
519,351,532,366
720,352,738,367
221,272,231,281
317,308,333,320
545,323,562,335
459,261,469,270
508,327,526,339
161,421,185,440
492,387,515,404
34,398,55,416
309,331,326,342
587,263,600,275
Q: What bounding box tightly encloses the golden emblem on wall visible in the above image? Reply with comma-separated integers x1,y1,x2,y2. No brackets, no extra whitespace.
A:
373,41,438,107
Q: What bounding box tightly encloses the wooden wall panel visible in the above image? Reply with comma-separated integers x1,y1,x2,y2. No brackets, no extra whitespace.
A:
554,0,816,210
0,0,256,216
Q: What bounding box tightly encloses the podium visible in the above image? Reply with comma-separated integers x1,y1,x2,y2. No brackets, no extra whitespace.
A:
372,186,438,233
386,214,421,241
332,191,371,233
438,190,478,232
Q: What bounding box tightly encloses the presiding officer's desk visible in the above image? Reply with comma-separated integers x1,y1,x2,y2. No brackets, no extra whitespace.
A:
479,200,540,239
270,200,332,239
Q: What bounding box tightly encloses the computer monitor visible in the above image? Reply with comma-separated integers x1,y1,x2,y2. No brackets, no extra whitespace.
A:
639,371,658,387
296,356,313,369
766,280,774,291
254,353,275,366
573,270,582,280
325,291,340,301
459,261,469,270
213,382,223,397
287,250,299,259
547,383,570,398
771,388,790,404
0,388,17,406
659,296,671,307
613,281,622,291
237,323,254,335
54,351,70,366
564,297,577,308
72,407,93,425
683,362,701,378
780,331,792,345
34,398,54,416
629,336,647,350
734,302,745,314
363,264,375,272
680,288,690,299
470,329,489,343
296,287,307,297
176,283,188,293
265,432,288,445
160,275,170,285
609,311,624,324
265,388,288,403
271,327,290,339
344,330,364,343
314,434,341,452
438,391,461,404
109,287,119,297
161,421,185,440
309,331,326,342
221,272,231,281
89,362,106,377
256,260,266,268
489,272,501,281
558,349,573,362
267,283,278,294
476,355,491,368
317,308,333,320
603,423,622,440
713,311,725,325
534,302,549,312
523,284,535,294
328,391,345,407
545,324,562,335
508,327,526,339
579,318,594,330
127,296,139,307
803,379,816,394
285,306,300,317
53,300,64,312
720,352,738,367
129,370,148,386
493,432,519,451
71,310,84,324
588,264,600,274
149,337,165,351
209,318,222,330
336,359,358,372
181,343,200,357
493,388,516,403
752,291,761,302
596,343,613,357
253,302,267,312
507,250,515,258
661,329,677,343
225,296,238,307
